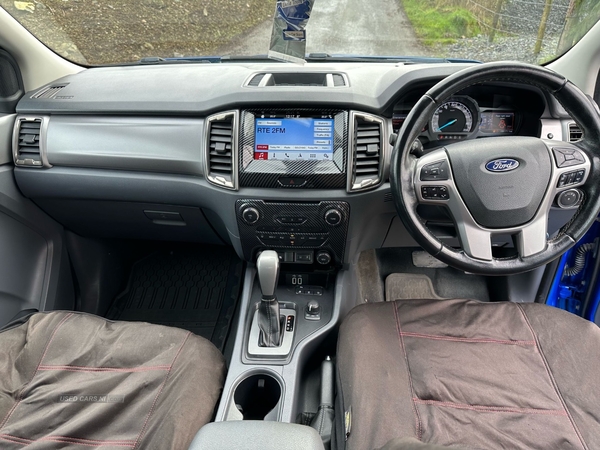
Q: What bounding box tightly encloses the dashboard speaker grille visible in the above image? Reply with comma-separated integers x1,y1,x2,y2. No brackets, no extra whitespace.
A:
0,56,19,98
15,118,43,167
350,113,384,191
206,112,237,189
568,123,582,142
33,85,67,99
0,49,24,113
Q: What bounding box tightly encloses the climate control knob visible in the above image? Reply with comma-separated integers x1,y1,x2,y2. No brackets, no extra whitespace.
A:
241,207,260,225
316,251,332,265
324,209,342,226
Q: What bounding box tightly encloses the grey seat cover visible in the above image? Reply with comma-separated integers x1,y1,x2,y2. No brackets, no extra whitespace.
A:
337,299,600,450
0,311,226,449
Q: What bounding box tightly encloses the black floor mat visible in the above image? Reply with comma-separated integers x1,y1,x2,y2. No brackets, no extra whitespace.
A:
106,246,244,351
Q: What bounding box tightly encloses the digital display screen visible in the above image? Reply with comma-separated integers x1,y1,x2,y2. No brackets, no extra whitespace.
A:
254,117,334,161
480,112,514,134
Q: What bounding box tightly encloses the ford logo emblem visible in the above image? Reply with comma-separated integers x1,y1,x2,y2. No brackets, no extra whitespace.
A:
485,159,520,172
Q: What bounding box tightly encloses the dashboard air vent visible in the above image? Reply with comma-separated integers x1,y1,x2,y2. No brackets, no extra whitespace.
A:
14,117,45,167
568,123,583,142
349,113,385,191
332,74,346,87
33,84,67,99
248,74,265,86
245,73,347,87
206,111,237,190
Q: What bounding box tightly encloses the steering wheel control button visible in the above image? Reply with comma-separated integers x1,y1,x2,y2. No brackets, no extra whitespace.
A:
420,160,449,181
421,186,449,200
553,147,586,168
324,209,342,226
558,169,586,187
241,207,260,225
557,189,582,209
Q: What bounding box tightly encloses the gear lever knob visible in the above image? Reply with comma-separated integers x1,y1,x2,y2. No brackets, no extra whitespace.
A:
257,250,280,299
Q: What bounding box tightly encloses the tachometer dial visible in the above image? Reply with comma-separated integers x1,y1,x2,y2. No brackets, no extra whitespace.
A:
429,96,479,140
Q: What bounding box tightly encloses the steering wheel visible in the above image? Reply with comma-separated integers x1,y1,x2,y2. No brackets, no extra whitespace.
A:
390,62,600,275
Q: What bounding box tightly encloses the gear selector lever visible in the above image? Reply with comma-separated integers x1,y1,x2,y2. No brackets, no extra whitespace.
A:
256,250,281,347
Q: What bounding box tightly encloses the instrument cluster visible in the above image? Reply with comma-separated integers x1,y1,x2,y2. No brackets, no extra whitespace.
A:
392,95,518,143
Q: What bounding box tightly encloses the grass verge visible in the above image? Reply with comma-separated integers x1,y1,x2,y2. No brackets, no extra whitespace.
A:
401,0,481,46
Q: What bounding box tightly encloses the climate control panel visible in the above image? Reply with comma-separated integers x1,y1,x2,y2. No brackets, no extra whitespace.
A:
236,200,349,265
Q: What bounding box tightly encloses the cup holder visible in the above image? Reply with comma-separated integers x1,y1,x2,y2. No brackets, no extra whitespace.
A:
233,373,282,420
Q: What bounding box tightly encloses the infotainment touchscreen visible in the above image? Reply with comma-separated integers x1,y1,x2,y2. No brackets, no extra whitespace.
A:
254,117,334,161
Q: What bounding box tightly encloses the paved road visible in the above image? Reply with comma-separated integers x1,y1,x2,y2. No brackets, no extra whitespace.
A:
219,0,424,57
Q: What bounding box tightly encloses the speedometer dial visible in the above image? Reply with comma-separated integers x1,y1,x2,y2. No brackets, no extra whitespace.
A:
429,96,480,140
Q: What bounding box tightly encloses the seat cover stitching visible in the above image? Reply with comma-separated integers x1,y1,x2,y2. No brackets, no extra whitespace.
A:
0,434,137,446
0,312,74,430
0,434,31,444
133,331,192,449
400,332,536,346
0,434,136,448
42,439,132,448
413,399,568,416
393,302,423,441
37,365,171,372
516,303,588,450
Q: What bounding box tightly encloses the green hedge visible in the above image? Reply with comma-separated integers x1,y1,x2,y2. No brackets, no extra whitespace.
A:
402,0,481,45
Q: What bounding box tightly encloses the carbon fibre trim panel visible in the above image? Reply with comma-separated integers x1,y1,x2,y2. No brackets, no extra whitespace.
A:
235,200,350,264
238,110,348,189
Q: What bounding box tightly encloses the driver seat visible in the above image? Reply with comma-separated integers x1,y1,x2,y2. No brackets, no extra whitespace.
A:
336,299,600,449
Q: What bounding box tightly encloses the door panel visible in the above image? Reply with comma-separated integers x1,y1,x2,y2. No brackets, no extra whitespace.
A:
0,49,73,327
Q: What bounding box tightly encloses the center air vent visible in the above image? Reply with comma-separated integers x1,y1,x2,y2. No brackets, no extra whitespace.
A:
14,117,47,167
247,73,266,86
246,73,347,87
349,112,385,192
568,122,583,142
206,111,237,190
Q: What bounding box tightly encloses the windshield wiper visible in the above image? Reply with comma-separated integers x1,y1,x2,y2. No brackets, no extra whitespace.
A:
120,53,481,66
305,53,481,64
123,55,288,65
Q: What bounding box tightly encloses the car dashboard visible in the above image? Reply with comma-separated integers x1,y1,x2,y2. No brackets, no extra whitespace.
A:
12,62,579,266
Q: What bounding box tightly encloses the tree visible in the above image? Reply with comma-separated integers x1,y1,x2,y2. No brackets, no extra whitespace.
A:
557,0,583,54
534,0,553,55
488,0,506,43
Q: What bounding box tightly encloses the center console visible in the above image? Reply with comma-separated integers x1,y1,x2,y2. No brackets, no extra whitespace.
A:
206,107,383,445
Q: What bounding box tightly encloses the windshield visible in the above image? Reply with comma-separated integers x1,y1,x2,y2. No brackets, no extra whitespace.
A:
1,0,599,66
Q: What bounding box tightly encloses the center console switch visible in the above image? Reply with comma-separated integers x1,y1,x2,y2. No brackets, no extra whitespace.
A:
236,200,349,265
